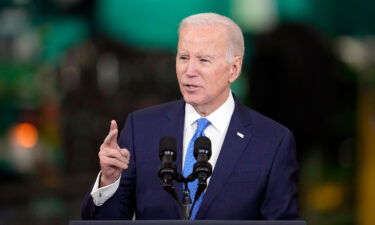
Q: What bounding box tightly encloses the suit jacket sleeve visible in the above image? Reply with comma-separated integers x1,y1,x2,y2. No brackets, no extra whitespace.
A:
260,130,299,219
81,114,136,220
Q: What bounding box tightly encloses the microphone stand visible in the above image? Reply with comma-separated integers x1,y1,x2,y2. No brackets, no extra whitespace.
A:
159,136,208,220
181,180,191,220
175,174,196,220
160,168,210,220
161,169,210,220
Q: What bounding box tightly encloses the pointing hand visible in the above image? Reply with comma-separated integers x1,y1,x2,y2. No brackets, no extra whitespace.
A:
98,120,130,187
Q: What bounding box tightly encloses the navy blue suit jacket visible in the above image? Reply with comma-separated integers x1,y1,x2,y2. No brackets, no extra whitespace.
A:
81,97,299,220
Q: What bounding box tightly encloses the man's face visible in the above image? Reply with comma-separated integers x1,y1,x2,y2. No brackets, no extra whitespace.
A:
176,25,241,115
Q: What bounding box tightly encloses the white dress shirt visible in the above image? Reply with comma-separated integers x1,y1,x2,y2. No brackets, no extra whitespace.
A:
182,92,235,179
91,92,235,206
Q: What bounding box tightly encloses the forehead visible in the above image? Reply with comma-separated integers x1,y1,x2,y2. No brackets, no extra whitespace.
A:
178,25,228,54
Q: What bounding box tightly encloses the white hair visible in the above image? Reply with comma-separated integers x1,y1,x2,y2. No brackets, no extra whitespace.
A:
178,12,245,61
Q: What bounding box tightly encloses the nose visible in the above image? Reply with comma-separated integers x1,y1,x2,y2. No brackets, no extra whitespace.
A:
185,60,198,77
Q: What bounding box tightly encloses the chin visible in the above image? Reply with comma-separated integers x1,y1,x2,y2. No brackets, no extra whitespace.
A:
182,94,203,106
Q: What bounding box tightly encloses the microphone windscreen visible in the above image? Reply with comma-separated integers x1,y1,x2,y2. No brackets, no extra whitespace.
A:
159,136,177,160
194,136,211,159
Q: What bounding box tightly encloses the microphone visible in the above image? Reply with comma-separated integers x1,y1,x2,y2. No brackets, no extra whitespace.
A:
193,136,212,201
158,136,178,201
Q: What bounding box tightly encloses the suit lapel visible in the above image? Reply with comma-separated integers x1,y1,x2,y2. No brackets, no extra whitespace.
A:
160,100,185,218
196,99,253,219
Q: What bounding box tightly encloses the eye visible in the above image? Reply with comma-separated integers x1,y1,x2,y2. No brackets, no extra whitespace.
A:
200,58,210,63
179,55,189,61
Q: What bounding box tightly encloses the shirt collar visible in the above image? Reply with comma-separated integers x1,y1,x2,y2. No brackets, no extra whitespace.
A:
184,91,235,133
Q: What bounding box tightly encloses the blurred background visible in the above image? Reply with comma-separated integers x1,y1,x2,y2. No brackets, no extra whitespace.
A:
0,0,374,225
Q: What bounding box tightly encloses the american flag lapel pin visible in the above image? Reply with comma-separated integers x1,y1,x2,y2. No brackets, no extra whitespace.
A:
236,132,244,139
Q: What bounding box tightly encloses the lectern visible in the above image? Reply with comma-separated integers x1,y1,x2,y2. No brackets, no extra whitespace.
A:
70,220,307,225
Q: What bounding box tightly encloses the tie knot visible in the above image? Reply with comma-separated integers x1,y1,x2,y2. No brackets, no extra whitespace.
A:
196,118,210,133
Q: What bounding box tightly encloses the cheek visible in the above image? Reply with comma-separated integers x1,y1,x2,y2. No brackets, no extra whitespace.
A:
176,61,182,71
211,68,230,87
176,65,183,81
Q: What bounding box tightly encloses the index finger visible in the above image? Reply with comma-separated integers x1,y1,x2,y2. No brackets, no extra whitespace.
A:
103,120,118,147
110,120,117,131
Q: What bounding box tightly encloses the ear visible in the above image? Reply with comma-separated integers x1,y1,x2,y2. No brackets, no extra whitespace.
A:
229,56,243,83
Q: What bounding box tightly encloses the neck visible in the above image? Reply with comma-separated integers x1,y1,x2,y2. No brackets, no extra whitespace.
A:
193,90,231,117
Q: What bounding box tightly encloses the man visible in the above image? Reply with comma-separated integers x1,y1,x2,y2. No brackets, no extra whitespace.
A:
81,13,299,220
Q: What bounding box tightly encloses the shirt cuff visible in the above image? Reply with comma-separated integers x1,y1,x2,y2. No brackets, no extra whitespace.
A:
90,171,121,206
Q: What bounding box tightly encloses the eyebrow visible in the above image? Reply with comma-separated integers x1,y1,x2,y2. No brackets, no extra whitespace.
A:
177,51,187,55
198,55,215,60
177,51,215,60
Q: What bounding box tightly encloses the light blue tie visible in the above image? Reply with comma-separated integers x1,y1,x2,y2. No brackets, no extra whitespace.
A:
183,118,210,220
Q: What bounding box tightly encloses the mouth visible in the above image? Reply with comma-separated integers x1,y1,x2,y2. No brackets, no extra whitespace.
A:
184,84,200,91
